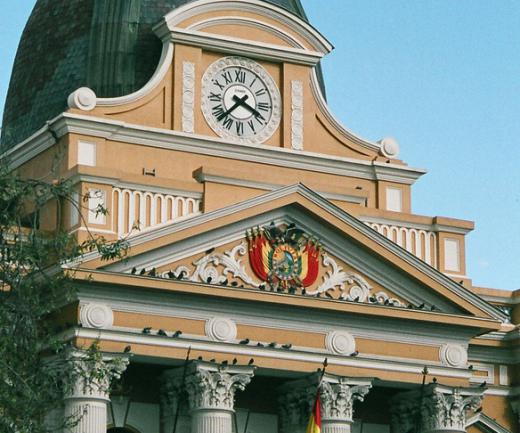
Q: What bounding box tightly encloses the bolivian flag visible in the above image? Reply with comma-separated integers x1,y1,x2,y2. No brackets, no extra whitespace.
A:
306,392,321,433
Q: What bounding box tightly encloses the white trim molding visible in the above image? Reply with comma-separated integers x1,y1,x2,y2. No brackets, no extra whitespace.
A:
291,80,304,150
182,61,196,133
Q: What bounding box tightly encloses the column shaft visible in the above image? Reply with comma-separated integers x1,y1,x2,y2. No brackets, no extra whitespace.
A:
192,409,234,433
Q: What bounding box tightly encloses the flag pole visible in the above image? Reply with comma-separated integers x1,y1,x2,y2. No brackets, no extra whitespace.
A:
171,346,191,433
305,358,328,433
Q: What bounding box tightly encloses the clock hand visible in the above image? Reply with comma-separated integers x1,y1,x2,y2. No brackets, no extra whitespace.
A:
232,95,266,121
217,94,248,121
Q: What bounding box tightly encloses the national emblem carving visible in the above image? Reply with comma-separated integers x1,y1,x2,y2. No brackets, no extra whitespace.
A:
247,224,321,290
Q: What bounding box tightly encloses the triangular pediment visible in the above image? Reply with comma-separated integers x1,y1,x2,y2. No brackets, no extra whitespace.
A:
79,184,506,326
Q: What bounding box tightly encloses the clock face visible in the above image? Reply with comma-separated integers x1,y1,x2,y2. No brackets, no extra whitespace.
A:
201,57,281,144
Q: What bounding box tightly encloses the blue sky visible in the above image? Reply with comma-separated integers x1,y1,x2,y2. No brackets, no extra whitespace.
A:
1,1,518,290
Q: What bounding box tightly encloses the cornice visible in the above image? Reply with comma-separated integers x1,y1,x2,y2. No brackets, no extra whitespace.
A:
8,113,425,185
166,27,323,66
71,327,470,381
76,284,472,347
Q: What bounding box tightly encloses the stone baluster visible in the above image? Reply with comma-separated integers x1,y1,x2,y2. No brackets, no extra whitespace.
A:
183,361,255,433
391,383,485,433
320,378,372,433
278,373,372,433
63,355,128,433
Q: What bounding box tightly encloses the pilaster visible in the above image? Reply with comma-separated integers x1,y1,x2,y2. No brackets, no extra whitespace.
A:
391,383,484,433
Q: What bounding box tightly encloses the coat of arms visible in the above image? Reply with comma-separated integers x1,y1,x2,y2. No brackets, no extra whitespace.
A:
246,223,321,290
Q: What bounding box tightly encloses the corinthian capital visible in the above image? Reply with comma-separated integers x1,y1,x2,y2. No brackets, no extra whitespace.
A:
392,383,485,433
320,378,372,422
420,385,484,433
185,361,255,411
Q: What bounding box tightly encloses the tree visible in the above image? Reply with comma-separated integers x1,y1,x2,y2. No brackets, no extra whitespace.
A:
0,162,128,433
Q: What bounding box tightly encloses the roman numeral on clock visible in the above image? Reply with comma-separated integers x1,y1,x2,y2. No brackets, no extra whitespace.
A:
223,117,233,130
209,92,222,102
222,71,232,85
236,121,244,136
234,69,246,84
255,88,267,97
212,104,225,119
257,102,271,112
248,120,256,134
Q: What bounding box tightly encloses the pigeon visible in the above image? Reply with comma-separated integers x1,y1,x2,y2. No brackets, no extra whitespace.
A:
131,267,137,274
432,377,437,383
123,345,132,353
468,365,474,370
197,356,203,360
157,329,167,336
172,330,182,338
231,281,238,287
176,271,186,280
210,359,216,363
301,288,306,295
418,303,425,310
140,268,147,275
350,351,359,357
167,271,176,279
353,296,360,302
248,358,254,365
220,279,228,286
430,305,437,311
232,358,238,365
206,247,215,254
239,338,250,345
206,276,212,284
256,342,265,347
407,304,414,309
221,360,228,366
268,342,277,348
142,327,152,334
282,343,292,350
259,284,266,291
479,381,487,388
148,268,157,277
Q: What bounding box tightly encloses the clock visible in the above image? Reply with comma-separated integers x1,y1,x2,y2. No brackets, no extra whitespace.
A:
201,56,281,144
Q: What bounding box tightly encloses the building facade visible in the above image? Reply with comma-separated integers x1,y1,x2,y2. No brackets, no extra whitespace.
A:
2,1,519,432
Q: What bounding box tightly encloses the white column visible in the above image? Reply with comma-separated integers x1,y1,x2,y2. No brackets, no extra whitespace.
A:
391,383,484,433
278,374,372,433
63,356,128,433
320,378,372,433
185,361,255,433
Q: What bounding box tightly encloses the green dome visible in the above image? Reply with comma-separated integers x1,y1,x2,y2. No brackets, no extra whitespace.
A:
1,0,325,151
